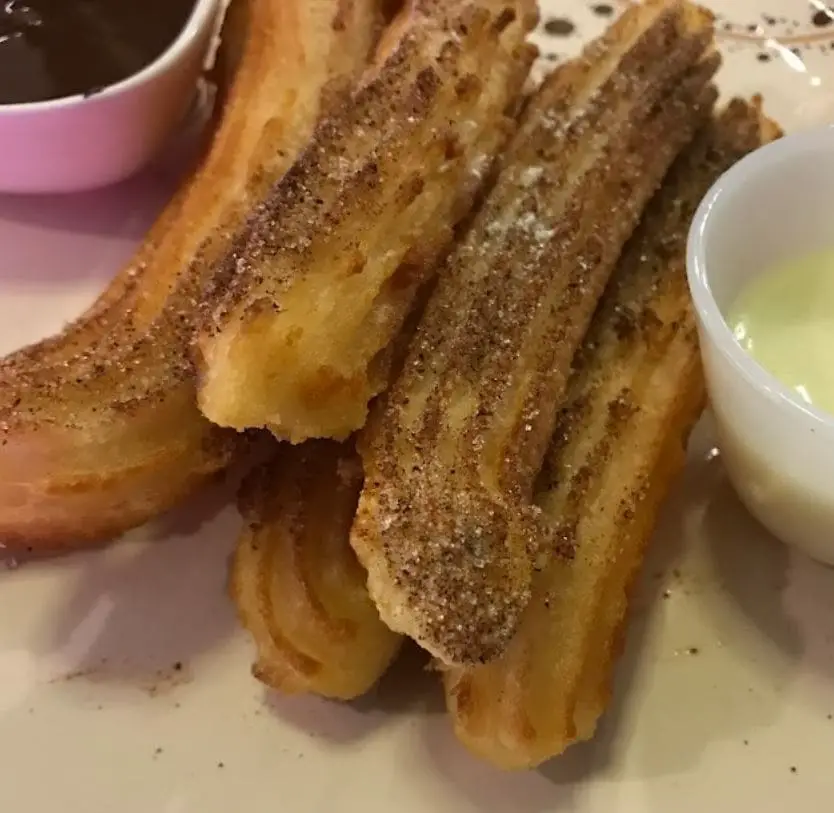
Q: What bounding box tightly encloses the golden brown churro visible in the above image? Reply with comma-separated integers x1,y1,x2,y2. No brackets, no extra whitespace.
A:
0,0,385,551
231,272,443,699
444,99,782,769
231,283,434,700
351,0,719,666
233,441,401,699
196,0,538,443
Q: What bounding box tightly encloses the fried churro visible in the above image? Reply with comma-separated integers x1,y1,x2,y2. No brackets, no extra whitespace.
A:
231,284,435,700
195,0,539,443
352,0,719,666
444,98,782,769
0,0,385,551
233,441,400,699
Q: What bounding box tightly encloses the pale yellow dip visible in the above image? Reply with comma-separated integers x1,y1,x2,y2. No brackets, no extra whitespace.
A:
729,247,834,416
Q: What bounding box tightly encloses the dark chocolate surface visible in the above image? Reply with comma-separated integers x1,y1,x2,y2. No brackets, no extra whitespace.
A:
0,0,196,105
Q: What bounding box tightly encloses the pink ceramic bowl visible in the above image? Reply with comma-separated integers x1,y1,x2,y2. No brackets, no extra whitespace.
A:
0,0,221,194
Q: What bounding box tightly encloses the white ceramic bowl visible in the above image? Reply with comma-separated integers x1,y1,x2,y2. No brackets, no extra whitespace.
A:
688,127,834,565
0,0,221,194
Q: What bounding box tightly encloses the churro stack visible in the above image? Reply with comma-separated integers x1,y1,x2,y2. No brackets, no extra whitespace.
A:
0,0,781,771
232,0,781,769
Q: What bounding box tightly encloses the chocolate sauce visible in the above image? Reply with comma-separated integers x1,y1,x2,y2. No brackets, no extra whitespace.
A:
0,0,197,105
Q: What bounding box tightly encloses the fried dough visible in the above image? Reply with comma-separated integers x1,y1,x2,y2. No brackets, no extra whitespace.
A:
231,280,439,699
351,0,719,666
233,440,401,699
0,0,384,550
444,99,783,769
195,0,539,442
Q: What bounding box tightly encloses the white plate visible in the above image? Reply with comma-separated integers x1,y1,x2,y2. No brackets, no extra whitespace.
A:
2,2,834,811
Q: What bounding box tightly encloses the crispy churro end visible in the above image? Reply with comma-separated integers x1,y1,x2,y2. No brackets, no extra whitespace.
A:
354,483,542,665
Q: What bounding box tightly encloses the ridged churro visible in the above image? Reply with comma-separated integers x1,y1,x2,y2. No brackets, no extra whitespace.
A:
231,284,434,700
196,0,538,443
0,0,383,551
233,441,400,699
444,98,782,769
352,0,719,666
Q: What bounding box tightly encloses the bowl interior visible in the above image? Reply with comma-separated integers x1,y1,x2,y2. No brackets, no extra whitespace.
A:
0,0,218,114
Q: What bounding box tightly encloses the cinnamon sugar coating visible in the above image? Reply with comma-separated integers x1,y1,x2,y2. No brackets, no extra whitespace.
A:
446,98,782,767
352,0,719,665
196,1,539,442
0,0,384,549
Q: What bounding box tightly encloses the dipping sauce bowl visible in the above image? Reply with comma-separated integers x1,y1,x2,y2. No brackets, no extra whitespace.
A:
688,127,834,564
0,0,221,194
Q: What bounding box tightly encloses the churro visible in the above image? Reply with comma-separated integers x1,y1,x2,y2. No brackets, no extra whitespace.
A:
233,441,400,699
195,0,538,442
231,285,433,700
352,0,719,666
0,0,384,550
444,98,782,768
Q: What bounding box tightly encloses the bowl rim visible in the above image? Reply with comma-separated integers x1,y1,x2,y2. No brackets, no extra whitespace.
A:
0,0,221,114
686,124,834,433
